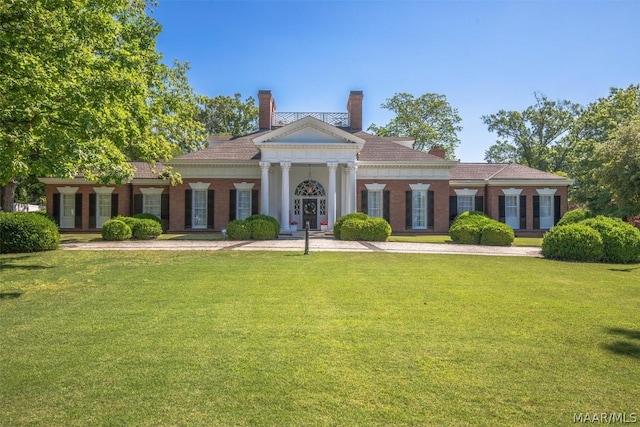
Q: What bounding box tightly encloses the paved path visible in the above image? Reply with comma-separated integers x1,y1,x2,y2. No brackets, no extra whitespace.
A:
62,237,542,257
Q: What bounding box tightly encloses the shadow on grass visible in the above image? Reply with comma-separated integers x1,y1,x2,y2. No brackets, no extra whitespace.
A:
608,267,639,273
0,291,23,299
0,255,54,271
602,327,640,360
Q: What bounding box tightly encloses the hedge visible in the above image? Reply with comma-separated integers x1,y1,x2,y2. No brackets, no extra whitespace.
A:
245,214,280,238
449,212,494,245
337,216,391,242
581,216,640,264
556,209,591,227
334,212,368,240
108,216,162,240
101,219,132,241
0,212,60,253
480,222,515,246
541,224,604,262
226,220,251,240
249,219,278,240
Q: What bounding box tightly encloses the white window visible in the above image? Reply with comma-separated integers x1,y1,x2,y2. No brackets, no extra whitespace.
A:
57,186,78,229
455,189,477,215
93,187,115,229
237,190,251,220
140,187,164,219
537,188,557,230
190,183,210,229
410,183,430,229
505,196,519,229
412,191,427,229
234,182,255,221
368,191,383,218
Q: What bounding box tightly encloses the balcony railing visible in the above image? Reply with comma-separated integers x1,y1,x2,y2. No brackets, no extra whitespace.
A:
272,112,350,127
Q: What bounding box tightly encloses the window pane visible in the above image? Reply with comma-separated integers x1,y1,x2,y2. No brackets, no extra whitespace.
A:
368,191,382,218
505,195,519,229
98,194,111,217
412,190,426,229
144,194,161,218
540,195,553,229
457,196,473,214
237,190,251,220
193,190,207,227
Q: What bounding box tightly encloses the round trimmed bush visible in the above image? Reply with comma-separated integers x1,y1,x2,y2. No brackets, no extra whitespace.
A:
130,218,162,240
581,216,640,264
340,218,367,241
101,219,132,241
452,210,490,225
541,223,604,262
360,217,392,241
0,212,60,253
556,208,591,226
226,219,251,240
246,214,280,237
334,212,368,239
249,219,278,240
480,222,515,246
133,213,163,229
449,211,493,244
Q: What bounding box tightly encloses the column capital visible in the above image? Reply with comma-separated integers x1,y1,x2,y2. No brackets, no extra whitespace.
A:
280,161,291,170
327,161,338,171
347,162,358,172
259,161,271,170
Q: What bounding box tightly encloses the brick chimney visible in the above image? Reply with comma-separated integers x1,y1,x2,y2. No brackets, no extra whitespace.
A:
428,146,447,158
258,90,276,130
347,90,363,131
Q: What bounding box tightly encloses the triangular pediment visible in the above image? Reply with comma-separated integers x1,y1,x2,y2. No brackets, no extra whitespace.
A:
252,116,365,146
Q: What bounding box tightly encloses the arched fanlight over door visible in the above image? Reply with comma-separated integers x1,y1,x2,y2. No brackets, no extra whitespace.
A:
294,180,326,197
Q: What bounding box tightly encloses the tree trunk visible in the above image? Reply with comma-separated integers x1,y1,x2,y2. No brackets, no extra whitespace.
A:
1,180,17,212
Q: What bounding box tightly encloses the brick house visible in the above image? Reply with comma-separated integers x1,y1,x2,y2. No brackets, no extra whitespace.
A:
40,90,571,236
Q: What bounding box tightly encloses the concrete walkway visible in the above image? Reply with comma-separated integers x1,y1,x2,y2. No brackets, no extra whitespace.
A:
62,233,542,257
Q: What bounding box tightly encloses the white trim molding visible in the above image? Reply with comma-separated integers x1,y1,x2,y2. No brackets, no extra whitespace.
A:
189,182,211,191
409,183,431,191
536,188,557,196
57,186,78,195
454,188,477,197
365,183,386,191
92,186,114,195
502,188,523,196
233,182,255,191
139,187,164,195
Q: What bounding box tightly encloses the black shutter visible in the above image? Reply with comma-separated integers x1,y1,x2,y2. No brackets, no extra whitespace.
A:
427,190,435,229
361,190,368,214
184,189,192,228
89,194,96,228
554,195,562,225
520,195,527,230
160,194,169,220
133,194,143,215
383,191,390,222
111,194,119,218
74,193,82,228
52,193,60,226
449,196,458,222
533,195,540,229
251,189,259,215
405,191,412,229
207,190,215,229
498,196,505,223
229,190,236,221
475,196,484,213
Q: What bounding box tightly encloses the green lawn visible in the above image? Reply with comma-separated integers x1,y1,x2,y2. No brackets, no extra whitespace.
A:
1,251,638,426
388,234,543,247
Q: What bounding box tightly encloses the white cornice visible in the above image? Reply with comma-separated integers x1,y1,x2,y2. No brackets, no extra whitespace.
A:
357,162,457,169
487,179,572,186
253,116,366,145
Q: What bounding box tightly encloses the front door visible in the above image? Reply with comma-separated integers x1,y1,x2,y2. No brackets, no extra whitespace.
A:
302,198,318,229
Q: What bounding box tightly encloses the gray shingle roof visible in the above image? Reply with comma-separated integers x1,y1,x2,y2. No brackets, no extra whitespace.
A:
131,161,166,179
353,131,446,162
450,163,567,180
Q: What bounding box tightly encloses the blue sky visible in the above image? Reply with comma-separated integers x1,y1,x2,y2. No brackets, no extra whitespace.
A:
151,0,640,162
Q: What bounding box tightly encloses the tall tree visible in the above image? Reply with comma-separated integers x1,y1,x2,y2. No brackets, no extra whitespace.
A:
482,92,582,172
198,94,259,136
593,116,640,216
368,93,462,158
568,85,640,214
0,0,205,210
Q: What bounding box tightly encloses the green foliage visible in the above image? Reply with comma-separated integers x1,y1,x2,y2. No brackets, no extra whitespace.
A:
0,212,60,253
338,217,392,242
367,92,462,157
101,219,132,241
556,208,592,226
480,222,515,246
449,212,493,244
482,92,582,171
581,216,640,264
245,214,280,238
541,224,604,262
0,0,205,208
249,219,278,240
133,213,162,225
226,220,251,240
197,93,259,136
334,212,368,240
112,216,161,240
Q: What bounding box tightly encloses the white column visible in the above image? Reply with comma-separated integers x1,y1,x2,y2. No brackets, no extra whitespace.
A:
327,162,338,229
280,162,291,231
259,162,270,215
347,162,358,213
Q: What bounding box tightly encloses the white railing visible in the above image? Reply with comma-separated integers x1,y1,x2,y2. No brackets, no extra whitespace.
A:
273,112,350,127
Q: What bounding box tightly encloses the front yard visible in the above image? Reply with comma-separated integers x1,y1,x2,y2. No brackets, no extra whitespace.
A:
1,251,638,426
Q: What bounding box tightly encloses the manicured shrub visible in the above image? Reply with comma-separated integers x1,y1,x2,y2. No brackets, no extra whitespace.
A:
245,214,280,237
556,208,591,226
226,220,251,240
0,212,60,253
480,222,515,246
133,213,163,229
130,218,162,240
449,211,494,245
249,219,278,240
334,212,368,239
101,219,132,241
541,224,604,262
581,216,640,264
340,218,367,241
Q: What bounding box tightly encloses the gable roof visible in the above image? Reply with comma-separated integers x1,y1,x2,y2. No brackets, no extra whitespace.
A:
451,163,570,183
131,161,167,179
253,116,366,145
353,131,450,163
